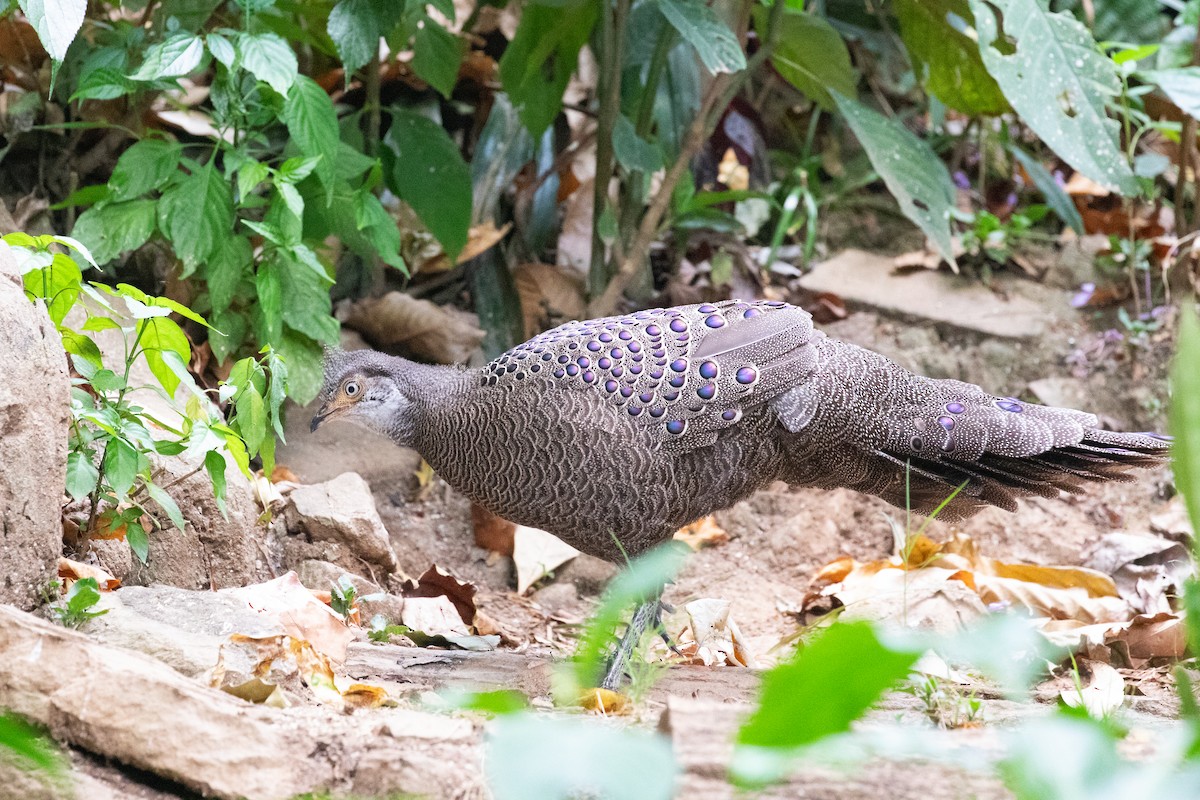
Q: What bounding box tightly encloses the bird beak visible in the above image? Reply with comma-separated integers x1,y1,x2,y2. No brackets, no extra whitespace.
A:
310,406,331,432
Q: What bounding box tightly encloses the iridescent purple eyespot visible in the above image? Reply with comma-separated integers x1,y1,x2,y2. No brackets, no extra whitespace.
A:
565,364,579,376
599,332,613,343
618,330,632,341
666,420,687,435
670,359,688,372
587,341,602,352
663,390,679,401
611,348,624,359
652,349,665,358
649,406,665,418
669,376,685,388
736,367,757,385
639,392,654,403
582,370,595,383
620,386,634,398
698,303,717,313
558,355,569,364
542,353,552,361
628,341,641,353
996,399,1023,413
937,416,955,431
599,357,612,369
705,315,725,329
612,366,624,377
630,364,643,375
649,368,663,379
628,406,642,416
646,324,661,336
605,380,618,392
577,356,590,368
743,308,760,319
670,319,688,333
699,361,718,379
722,409,739,421
553,369,565,378
506,363,518,372
697,383,716,400
631,354,643,363
945,402,964,414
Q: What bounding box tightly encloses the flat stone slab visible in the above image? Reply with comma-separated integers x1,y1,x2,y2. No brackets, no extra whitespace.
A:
799,250,1052,339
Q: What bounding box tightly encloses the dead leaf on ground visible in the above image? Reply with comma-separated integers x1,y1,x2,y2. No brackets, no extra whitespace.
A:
341,291,486,364
414,221,512,273
403,564,479,627
399,595,500,651
472,503,516,556
58,557,120,591
513,525,580,595
1060,659,1125,718
225,573,356,663
674,598,756,668
579,688,631,715
512,262,587,339
1083,532,1192,616
673,516,729,551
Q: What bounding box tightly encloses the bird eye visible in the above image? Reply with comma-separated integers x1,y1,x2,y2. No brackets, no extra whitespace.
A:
344,381,360,397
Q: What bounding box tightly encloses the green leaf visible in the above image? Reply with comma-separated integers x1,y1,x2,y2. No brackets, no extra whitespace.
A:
612,115,663,173
0,712,65,776
19,0,86,62
204,449,228,518
71,200,158,265
754,6,854,110
1008,144,1084,236
892,0,1007,116
235,386,268,453
60,330,103,371
1172,304,1200,561
131,32,206,80
354,191,406,270
275,329,324,404
236,31,298,95
833,93,957,269
126,520,149,563
412,18,463,99
71,66,134,101
23,252,81,326
279,155,322,184
145,481,186,531
966,0,1138,196
255,259,283,344
284,76,339,196
735,622,919,750
498,0,599,137
382,111,471,261
205,234,252,315
64,576,102,614
328,0,405,76
281,258,339,344
657,0,745,75
103,438,139,498
138,317,190,396
65,450,99,501
207,31,236,67
237,160,271,202
88,368,124,392
158,165,234,274
1139,68,1200,121
110,139,183,200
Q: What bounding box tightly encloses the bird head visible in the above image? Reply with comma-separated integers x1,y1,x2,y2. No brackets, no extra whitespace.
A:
310,348,417,442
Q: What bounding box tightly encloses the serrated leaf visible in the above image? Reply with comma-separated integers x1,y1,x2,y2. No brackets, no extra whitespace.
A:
204,449,228,518
19,0,86,61
255,259,283,344
207,32,236,67
412,18,463,99
131,33,205,80
284,76,339,196
833,92,957,269
236,31,298,95
967,0,1138,196
657,0,745,75
158,165,234,274
274,328,324,404
328,0,405,76
754,6,855,110
71,200,158,265
110,139,182,200
893,0,1007,116
205,234,252,315
382,111,471,261
103,438,139,498
65,450,99,501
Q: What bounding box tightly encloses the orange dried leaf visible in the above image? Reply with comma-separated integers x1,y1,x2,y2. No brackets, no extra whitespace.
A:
674,516,730,550
580,688,630,715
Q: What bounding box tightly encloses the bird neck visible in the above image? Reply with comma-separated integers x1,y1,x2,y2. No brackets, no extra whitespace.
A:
389,358,478,447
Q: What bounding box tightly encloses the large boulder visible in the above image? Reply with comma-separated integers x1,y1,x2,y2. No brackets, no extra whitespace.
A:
0,241,69,609
282,472,398,583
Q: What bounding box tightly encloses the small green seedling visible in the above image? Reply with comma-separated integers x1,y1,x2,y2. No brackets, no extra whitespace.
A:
52,577,108,629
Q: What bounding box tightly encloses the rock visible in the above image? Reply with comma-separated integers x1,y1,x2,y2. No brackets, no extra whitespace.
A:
295,559,406,627
530,582,580,618
800,249,1053,339
1027,376,1091,410
0,241,69,610
85,586,284,678
283,472,398,582
128,454,271,590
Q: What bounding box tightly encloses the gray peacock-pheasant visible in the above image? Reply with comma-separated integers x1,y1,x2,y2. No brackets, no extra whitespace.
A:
312,298,1169,686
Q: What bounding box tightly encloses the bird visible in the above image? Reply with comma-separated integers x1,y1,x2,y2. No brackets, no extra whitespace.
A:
311,299,1169,687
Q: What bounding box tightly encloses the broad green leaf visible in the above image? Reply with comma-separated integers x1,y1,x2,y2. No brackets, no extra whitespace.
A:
275,328,324,404
279,156,322,184
71,200,158,265
110,139,182,200
753,6,855,110
353,191,406,270
19,0,86,61
70,66,134,101
158,165,234,274
328,0,405,76
382,111,471,261
0,713,65,776
833,93,957,269
735,622,918,751
967,0,1138,196
1008,145,1084,235
498,0,599,136
893,0,1007,116
23,252,81,325
281,257,339,344
236,386,268,453
103,438,139,498
278,182,305,218
1171,305,1200,558
88,368,125,392
237,160,271,202
205,234,252,315
65,450,99,501
236,31,298,95
1139,68,1200,121
204,449,228,517
146,481,186,531
139,319,190,397
60,330,103,370
263,348,288,440
207,31,236,67
49,234,97,268
657,0,745,75
612,115,663,174
412,18,463,99
131,32,206,80
255,259,283,344
126,520,149,563
284,76,339,196
486,714,677,800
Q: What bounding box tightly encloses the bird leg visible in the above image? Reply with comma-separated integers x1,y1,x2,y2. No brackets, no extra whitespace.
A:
599,595,667,690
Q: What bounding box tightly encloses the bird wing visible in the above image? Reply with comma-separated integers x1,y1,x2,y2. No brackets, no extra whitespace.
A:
482,300,818,451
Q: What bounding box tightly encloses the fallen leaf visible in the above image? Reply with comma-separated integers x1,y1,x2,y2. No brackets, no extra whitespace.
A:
579,688,630,715
401,595,470,637
673,516,729,551
415,221,512,273
472,503,516,556
1060,660,1125,718
512,262,587,339
225,573,356,663
341,292,486,364
403,565,479,627
57,557,120,591
678,598,756,668
513,525,580,595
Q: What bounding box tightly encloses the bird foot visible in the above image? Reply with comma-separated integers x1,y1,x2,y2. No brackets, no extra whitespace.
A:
599,598,674,690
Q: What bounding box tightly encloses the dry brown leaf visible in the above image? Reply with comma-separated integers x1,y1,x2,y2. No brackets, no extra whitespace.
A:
400,595,470,637
225,573,356,663
416,221,512,273
678,598,756,668
472,503,516,556
673,516,730,551
403,564,479,627
580,688,631,715
1060,660,1125,718
338,682,394,709
57,557,120,591
1117,612,1187,661
341,292,486,364
512,262,587,339
513,525,580,595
